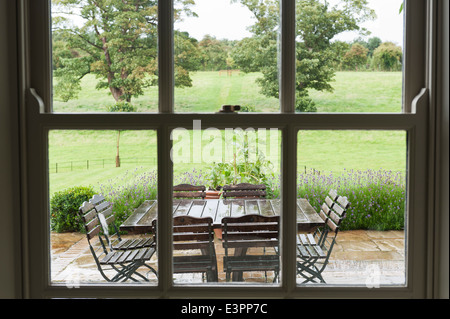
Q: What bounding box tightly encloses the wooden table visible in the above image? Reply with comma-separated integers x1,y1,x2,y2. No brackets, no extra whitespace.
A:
120,198,324,234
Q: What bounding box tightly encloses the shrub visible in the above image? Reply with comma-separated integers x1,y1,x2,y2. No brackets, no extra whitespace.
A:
106,101,137,112
372,42,403,71
50,185,95,232
342,43,369,71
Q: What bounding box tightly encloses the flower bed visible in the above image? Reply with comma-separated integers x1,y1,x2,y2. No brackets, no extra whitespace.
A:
52,167,405,233
297,168,406,231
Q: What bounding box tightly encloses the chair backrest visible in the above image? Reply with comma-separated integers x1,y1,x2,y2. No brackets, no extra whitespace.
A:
78,201,108,261
172,216,215,251
222,183,267,199
89,194,119,250
151,215,215,251
317,189,350,235
79,201,101,242
221,214,279,254
173,184,206,199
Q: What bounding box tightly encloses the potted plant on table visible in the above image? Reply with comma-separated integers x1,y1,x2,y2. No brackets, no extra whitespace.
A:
204,131,276,198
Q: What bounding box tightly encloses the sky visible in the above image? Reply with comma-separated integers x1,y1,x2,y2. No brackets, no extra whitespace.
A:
175,0,404,46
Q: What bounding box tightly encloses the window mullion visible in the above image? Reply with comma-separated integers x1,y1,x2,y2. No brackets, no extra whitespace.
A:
158,0,174,113
281,125,298,292
157,125,174,295
158,0,175,294
280,0,296,113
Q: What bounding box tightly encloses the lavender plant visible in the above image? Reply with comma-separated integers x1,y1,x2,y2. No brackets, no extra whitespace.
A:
98,168,158,227
94,167,405,232
297,168,406,231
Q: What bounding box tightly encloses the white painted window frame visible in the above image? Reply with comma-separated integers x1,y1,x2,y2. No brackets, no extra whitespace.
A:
18,0,439,298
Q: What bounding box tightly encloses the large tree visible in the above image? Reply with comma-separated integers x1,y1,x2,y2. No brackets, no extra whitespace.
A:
52,0,197,103
231,0,376,112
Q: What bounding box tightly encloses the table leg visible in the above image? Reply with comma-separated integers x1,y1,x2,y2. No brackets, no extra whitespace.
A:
232,247,248,281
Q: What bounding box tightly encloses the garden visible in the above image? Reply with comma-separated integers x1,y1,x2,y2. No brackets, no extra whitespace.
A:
49,71,406,234
49,0,406,235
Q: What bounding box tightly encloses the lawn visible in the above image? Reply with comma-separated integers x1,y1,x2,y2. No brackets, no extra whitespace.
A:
53,71,403,113
49,71,405,196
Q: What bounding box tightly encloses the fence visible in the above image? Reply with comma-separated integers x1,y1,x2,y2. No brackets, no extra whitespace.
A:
49,156,157,173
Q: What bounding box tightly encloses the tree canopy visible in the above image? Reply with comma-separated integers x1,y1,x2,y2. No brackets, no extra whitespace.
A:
52,0,197,103
52,0,377,111
231,0,376,111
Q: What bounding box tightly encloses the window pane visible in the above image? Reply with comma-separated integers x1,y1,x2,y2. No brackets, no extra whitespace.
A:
49,130,158,285
51,1,159,113
174,0,280,113
295,0,404,113
171,124,281,284
296,130,407,286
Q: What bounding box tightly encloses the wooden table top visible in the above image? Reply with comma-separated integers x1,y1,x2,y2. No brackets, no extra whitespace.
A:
120,198,324,234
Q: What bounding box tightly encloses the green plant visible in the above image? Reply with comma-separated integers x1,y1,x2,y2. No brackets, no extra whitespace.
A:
50,185,95,232
297,169,406,231
99,169,158,230
105,101,137,113
240,104,256,112
371,42,403,71
205,130,276,197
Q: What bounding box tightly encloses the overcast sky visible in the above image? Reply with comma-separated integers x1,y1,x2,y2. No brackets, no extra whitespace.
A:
176,0,404,46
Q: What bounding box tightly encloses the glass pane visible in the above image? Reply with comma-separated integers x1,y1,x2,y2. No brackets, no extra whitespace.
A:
174,0,280,113
295,0,404,113
296,130,407,286
171,123,281,284
51,1,159,113
49,130,158,285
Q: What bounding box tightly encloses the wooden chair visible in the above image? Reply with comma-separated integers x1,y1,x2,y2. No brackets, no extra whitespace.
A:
78,201,157,282
296,190,350,284
173,184,206,200
90,194,155,251
222,214,280,282
222,183,266,199
152,216,218,282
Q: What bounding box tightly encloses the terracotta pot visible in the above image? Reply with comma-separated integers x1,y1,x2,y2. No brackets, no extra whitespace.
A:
205,190,221,199
214,228,223,240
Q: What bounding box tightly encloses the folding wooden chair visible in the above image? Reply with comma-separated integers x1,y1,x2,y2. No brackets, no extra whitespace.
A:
222,214,280,282
173,184,206,199
90,194,155,251
78,201,157,282
222,183,266,199
296,190,350,284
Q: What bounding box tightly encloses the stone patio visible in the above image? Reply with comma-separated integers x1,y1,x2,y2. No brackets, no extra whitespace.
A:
50,230,406,286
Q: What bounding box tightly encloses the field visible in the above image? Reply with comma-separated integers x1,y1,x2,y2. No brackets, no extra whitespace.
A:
49,71,405,196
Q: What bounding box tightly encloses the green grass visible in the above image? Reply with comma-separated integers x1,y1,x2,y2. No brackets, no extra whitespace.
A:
53,71,402,113
309,72,403,113
298,130,406,173
49,71,405,196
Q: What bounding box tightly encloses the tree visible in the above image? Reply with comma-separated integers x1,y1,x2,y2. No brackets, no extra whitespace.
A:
52,0,197,103
367,36,382,56
198,35,236,71
231,0,376,112
105,101,137,167
175,31,203,86
342,43,369,71
330,40,351,70
372,42,403,71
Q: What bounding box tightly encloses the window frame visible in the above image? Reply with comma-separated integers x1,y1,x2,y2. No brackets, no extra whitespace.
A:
19,0,435,298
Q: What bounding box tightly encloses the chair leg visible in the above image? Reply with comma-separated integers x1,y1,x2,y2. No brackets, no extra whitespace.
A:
296,260,326,284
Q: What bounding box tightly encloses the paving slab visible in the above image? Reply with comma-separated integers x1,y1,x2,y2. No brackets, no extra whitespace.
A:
49,230,406,285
